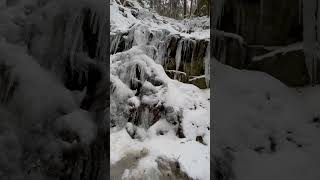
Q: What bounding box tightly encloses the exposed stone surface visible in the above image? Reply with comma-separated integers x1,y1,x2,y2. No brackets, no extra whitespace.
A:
111,27,210,89
219,0,302,46
213,30,248,69
249,49,310,86
213,0,310,86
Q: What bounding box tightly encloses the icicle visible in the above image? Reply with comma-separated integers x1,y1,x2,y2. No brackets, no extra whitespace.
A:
317,0,320,41
260,0,264,25
236,1,241,33
110,33,122,54
303,0,317,84
190,39,196,75
155,41,167,64
63,10,85,69
213,0,225,29
92,7,108,61
175,40,183,80
140,108,150,129
204,42,210,87
299,0,302,25
125,61,147,90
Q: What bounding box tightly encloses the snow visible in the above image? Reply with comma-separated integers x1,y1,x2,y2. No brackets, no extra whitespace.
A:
0,35,90,179
54,109,96,145
110,0,137,33
128,96,140,108
110,1,210,177
110,127,210,180
110,0,209,39
252,42,303,61
110,47,210,178
0,41,77,123
213,29,245,44
189,75,206,81
213,59,320,179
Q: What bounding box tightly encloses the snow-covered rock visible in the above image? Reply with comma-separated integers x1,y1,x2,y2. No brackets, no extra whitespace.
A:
110,2,210,177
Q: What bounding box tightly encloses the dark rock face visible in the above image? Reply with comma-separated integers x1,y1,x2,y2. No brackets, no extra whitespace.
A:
0,63,18,104
213,31,248,69
164,37,210,88
214,0,310,86
219,0,302,46
249,49,310,86
166,34,181,58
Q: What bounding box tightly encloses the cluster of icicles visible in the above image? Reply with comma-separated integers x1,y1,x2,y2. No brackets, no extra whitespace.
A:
110,24,210,87
213,0,320,84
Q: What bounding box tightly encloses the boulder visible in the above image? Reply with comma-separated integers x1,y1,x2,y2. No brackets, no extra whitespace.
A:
249,49,310,86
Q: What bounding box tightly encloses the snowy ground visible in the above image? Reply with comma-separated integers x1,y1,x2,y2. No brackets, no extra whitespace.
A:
110,0,210,179
213,60,320,180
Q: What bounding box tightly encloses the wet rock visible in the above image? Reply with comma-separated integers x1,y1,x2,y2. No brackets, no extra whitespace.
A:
155,157,190,180
110,149,148,180
166,34,181,58
131,9,138,17
119,6,125,13
190,77,207,89
0,63,18,104
191,39,209,75
196,135,206,145
123,1,135,8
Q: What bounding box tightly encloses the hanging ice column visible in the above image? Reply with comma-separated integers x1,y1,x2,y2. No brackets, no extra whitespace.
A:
204,43,210,87
212,0,225,75
212,0,225,29
175,40,183,80
62,0,108,62
303,0,320,84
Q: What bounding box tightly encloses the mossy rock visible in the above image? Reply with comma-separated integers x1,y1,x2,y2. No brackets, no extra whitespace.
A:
190,77,208,89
